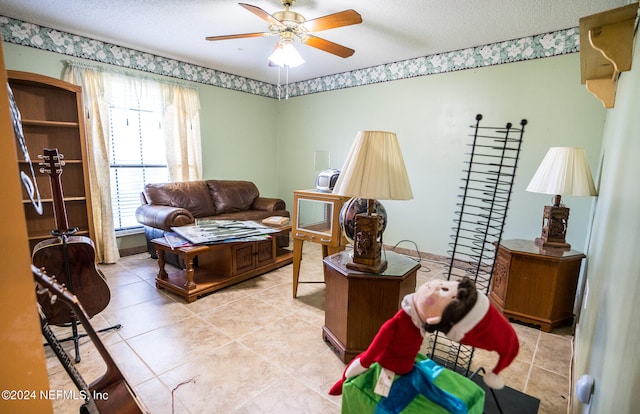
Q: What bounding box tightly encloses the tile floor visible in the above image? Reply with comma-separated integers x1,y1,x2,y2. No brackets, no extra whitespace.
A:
43,243,574,413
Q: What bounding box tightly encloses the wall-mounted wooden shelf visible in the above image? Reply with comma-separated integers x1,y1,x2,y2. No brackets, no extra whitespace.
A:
580,3,638,108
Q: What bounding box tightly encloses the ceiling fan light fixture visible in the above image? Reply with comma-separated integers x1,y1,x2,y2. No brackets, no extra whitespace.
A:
206,3,362,64
268,39,305,68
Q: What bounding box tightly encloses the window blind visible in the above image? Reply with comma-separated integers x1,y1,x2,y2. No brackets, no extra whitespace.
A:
108,78,169,231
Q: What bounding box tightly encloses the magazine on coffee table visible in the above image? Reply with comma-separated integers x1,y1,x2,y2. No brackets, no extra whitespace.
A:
164,232,193,249
171,220,281,245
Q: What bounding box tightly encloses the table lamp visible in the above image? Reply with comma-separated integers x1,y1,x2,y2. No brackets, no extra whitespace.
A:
526,147,597,249
332,131,413,273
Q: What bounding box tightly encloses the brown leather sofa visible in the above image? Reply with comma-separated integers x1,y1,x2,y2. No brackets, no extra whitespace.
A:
135,180,290,262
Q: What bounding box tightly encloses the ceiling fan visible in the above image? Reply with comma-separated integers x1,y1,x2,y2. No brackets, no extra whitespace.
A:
205,1,362,60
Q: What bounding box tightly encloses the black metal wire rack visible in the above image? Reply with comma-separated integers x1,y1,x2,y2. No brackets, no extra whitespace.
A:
426,114,527,376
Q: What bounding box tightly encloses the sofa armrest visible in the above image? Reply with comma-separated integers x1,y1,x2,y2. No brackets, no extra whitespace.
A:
135,204,195,231
252,197,286,212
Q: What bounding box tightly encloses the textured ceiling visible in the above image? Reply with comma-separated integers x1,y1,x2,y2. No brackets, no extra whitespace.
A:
0,0,632,84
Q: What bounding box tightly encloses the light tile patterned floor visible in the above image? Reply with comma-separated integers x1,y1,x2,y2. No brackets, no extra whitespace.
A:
43,243,573,413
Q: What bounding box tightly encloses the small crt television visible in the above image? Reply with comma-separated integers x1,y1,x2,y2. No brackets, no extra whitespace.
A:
315,169,340,192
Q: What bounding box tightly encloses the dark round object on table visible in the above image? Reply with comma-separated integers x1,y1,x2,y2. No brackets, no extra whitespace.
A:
340,197,387,244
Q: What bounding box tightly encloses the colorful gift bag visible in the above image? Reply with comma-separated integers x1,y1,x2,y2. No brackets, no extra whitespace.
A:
342,355,485,414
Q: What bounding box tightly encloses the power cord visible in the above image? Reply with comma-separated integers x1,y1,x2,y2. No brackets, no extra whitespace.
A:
386,239,432,273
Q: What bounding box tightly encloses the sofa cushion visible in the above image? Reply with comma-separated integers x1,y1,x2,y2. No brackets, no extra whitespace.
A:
206,180,259,214
144,181,216,218
211,209,289,222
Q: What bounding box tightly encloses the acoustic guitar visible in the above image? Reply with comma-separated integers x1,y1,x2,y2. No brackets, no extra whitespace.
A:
34,265,148,414
31,148,110,325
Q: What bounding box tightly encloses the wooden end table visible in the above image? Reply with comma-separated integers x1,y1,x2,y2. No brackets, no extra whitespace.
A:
322,250,420,363
489,239,585,332
152,225,292,302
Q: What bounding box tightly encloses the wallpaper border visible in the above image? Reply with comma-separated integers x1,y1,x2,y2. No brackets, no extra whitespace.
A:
1,16,579,99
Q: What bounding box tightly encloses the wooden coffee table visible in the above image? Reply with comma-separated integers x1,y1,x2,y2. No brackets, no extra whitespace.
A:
151,225,292,302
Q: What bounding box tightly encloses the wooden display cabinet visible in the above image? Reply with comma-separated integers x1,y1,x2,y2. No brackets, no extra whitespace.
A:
489,239,585,332
8,71,94,252
291,189,350,297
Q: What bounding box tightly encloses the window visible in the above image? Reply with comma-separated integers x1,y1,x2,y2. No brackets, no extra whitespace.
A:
108,79,169,232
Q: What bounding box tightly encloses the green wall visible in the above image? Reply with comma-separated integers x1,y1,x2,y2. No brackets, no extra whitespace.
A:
197,83,279,195
572,29,640,413
276,54,605,256
3,42,606,258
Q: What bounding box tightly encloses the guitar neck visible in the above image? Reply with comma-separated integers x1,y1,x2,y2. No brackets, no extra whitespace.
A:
49,167,70,233
38,307,99,414
41,148,71,233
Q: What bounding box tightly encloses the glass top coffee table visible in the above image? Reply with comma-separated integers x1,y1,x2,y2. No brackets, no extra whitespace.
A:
151,221,292,302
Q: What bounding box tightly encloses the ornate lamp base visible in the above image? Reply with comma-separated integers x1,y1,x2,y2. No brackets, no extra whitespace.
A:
346,209,388,273
346,260,388,273
535,237,571,249
536,199,571,249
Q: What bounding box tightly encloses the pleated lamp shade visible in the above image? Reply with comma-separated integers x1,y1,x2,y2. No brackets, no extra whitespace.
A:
332,131,413,200
526,147,597,197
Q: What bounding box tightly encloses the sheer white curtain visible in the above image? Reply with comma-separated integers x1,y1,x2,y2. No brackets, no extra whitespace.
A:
64,62,202,263
162,84,202,181
63,63,120,264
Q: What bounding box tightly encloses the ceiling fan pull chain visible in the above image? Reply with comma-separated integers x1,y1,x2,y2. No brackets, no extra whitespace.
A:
285,65,290,100
276,66,282,100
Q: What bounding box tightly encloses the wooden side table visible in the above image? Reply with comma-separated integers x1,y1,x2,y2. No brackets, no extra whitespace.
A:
489,239,586,332
292,189,350,297
322,250,420,363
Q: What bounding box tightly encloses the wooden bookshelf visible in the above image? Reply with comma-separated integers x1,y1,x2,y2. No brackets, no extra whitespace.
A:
7,71,94,252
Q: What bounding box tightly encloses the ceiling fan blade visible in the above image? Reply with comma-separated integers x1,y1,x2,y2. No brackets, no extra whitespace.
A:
206,32,272,41
302,35,355,58
301,9,362,32
239,3,284,28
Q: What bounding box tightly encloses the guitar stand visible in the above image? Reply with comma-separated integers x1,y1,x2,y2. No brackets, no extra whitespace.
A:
43,228,122,363
50,317,122,363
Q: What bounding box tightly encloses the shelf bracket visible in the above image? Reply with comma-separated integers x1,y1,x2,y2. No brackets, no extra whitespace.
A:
579,3,638,108
585,77,617,108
